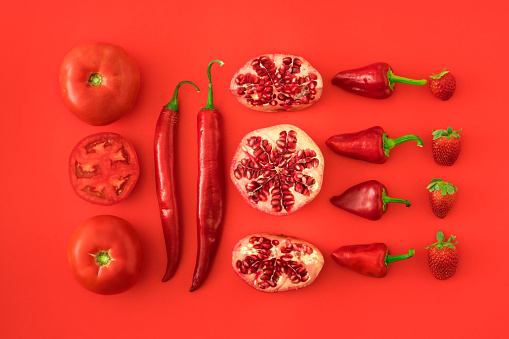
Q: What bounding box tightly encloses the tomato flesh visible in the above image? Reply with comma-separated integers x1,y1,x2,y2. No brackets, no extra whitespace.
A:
69,132,139,205
67,215,143,295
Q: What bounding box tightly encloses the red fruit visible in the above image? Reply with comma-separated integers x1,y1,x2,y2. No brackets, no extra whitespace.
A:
429,68,456,101
229,54,323,112
232,233,324,292
427,178,457,219
426,230,459,280
230,124,324,216
432,127,462,166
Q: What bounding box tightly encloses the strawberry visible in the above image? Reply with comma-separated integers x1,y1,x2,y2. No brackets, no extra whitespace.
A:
426,230,458,280
427,178,457,219
429,68,456,101
432,127,462,166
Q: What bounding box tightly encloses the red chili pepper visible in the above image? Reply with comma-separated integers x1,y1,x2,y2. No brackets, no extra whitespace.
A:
325,126,423,164
332,243,415,278
331,62,427,99
190,60,225,292
155,81,200,282
330,180,410,220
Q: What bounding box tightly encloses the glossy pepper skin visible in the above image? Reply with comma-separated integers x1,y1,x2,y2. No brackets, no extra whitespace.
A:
332,243,415,278
331,62,427,99
330,180,411,220
190,60,225,292
155,81,199,282
326,126,423,164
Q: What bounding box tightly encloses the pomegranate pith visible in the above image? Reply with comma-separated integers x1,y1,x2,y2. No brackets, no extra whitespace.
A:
230,124,324,216
229,54,323,112
232,233,324,292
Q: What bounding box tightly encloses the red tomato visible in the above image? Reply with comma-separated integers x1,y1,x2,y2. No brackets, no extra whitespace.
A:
59,42,141,126
67,215,143,295
69,132,140,205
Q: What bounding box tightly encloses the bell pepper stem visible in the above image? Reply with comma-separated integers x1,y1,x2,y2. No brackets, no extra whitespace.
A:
387,68,427,90
164,81,200,112
386,249,415,265
381,188,411,210
202,60,225,111
383,134,424,157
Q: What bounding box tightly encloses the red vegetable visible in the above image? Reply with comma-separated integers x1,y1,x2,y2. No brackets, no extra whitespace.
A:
331,62,426,99
69,132,140,206
332,243,414,278
330,180,411,220
190,60,225,292
67,215,143,295
155,81,200,282
59,42,140,125
326,126,423,164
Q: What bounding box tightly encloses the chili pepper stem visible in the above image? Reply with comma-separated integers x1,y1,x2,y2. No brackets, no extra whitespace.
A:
202,60,225,111
387,68,427,90
164,81,200,112
385,249,415,265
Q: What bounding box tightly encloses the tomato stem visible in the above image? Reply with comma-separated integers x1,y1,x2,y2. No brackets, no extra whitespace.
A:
92,250,113,266
164,81,200,112
88,72,103,87
203,60,225,111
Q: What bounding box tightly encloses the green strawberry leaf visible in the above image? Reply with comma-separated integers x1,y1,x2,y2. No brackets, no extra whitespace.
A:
427,178,458,194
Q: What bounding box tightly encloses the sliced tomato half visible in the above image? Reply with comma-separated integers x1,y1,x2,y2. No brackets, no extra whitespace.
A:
69,132,140,205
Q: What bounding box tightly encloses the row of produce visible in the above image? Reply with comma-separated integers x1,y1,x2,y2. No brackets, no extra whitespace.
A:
60,42,460,295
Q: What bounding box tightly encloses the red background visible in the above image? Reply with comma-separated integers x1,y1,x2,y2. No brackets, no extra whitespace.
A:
1,1,508,338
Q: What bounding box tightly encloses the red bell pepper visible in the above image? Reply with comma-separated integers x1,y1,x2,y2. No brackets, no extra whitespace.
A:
326,126,423,164
331,62,427,99
330,180,410,220
332,243,415,278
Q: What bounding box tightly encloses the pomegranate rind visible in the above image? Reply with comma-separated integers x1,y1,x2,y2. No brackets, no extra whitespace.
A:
230,124,324,216
232,233,324,292
229,54,323,112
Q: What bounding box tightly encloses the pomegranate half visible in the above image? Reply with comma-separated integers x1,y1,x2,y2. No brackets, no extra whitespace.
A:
229,54,323,112
232,233,324,292
230,124,324,216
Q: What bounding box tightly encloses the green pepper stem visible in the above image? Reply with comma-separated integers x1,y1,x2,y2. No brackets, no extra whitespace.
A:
203,60,225,111
164,81,200,112
387,68,427,90
384,134,424,157
386,249,415,265
383,195,411,207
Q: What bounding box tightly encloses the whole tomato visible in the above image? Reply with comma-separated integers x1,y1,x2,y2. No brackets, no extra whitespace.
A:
59,42,141,126
67,215,143,295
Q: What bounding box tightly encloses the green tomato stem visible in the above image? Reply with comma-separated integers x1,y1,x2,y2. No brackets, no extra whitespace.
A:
88,72,103,87
93,250,112,266
164,81,200,112
203,60,225,111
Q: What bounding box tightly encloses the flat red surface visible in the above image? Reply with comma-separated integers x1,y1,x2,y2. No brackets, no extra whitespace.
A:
1,1,508,338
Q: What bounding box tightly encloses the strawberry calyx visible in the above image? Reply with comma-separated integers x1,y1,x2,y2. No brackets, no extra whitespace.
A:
430,68,450,80
432,127,462,140
426,178,457,196
425,230,457,250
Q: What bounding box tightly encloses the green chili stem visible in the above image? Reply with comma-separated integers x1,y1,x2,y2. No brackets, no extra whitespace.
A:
202,60,225,111
164,81,200,112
